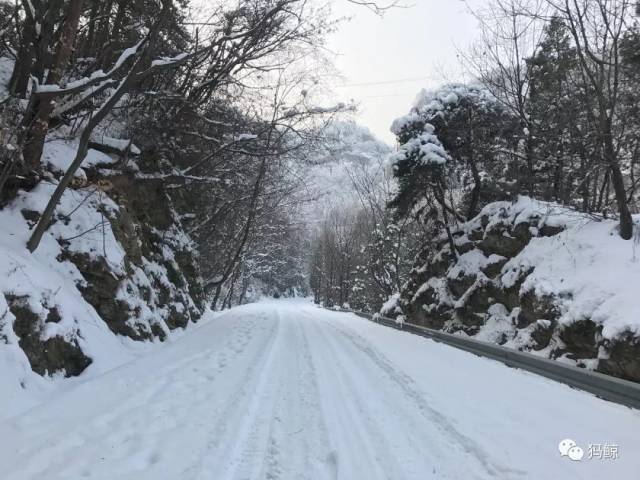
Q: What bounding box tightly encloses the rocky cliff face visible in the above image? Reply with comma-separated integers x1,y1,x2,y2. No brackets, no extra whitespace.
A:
389,197,640,382
0,140,205,382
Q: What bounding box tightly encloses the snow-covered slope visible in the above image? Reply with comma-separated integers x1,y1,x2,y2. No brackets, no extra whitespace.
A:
395,196,640,382
0,300,638,480
1,181,134,417
0,139,205,419
303,121,392,217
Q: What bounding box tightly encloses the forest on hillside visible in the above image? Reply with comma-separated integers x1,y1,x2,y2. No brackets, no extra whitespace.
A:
307,0,640,381
0,0,374,309
312,0,640,311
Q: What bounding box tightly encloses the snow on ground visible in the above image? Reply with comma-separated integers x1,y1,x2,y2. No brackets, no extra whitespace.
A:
505,214,640,338
0,180,156,418
90,134,141,155
0,139,194,419
0,299,638,480
485,197,640,338
42,138,116,177
439,196,640,340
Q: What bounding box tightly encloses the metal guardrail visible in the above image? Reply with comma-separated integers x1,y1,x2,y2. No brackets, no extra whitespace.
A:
330,307,640,410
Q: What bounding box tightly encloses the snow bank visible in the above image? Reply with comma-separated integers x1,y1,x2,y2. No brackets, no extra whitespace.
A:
0,139,203,419
0,183,140,419
469,197,640,338
42,139,116,176
90,134,141,155
508,215,640,337
399,195,640,379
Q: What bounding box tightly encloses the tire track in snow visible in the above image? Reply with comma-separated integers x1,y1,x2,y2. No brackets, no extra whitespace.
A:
279,308,336,480
321,315,528,479
182,314,281,480
302,310,406,480
211,306,337,480
213,309,283,480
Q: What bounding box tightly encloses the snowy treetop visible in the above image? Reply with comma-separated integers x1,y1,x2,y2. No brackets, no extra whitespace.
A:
391,84,499,136
390,123,449,167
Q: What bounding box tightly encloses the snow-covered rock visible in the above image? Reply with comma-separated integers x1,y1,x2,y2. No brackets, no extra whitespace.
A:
396,196,640,382
0,139,205,419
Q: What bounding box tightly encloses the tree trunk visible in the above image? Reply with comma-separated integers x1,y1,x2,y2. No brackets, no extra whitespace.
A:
21,0,85,173
211,283,222,311
31,0,64,83
238,277,249,305
524,132,536,196
601,119,633,240
435,179,458,261
597,168,610,212
8,0,54,97
467,158,482,220
9,41,35,98
83,1,100,57
94,1,114,53
604,137,634,239
25,0,175,253
98,0,128,69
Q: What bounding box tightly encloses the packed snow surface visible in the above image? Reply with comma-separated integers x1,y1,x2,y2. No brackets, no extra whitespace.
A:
0,299,638,479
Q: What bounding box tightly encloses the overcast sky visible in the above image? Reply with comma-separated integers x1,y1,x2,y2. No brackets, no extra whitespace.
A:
326,0,484,144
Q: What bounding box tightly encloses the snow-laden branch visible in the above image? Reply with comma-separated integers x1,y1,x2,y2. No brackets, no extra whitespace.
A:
151,52,189,67
51,79,117,117
34,38,147,97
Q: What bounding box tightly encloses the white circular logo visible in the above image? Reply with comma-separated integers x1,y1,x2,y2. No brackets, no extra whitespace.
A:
558,439,576,457
568,446,584,461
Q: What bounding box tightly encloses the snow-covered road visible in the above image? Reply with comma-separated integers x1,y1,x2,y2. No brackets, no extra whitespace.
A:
0,300,638,480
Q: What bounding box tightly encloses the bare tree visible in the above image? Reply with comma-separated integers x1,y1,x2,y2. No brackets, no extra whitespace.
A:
544,0,635,238
200,67,350,307
26,0,187,252
463,0,546,196
20,0,84,173
345,0,405,15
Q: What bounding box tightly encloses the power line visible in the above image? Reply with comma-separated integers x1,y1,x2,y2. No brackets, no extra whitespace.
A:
361,93,416,99
333,76,431,88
